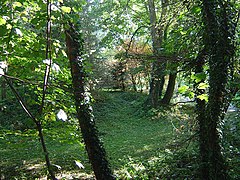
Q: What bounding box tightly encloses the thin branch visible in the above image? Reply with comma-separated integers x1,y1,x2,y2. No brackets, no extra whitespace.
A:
2,74,40,85
1,74,73,93
39,0,52,114
125,25,149,55
3,76,38,123
123,52,182,62
173,100,195,106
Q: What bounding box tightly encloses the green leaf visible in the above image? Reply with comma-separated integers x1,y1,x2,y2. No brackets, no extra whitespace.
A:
6,24,12,29
191,6,201,14
197,94,208,102
22,17,28,22
61,50,67,57
191,72,206,83
0,17,7,26
188,92,195,99
13,2,22,8
178,85,189,94
61,6,71,13
197,82,209,90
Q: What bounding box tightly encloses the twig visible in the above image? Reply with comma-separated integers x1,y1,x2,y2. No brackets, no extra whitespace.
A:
1,74,40,85
1,74,72,93
125,25,148,55
173,100,195,106
3,76,37,123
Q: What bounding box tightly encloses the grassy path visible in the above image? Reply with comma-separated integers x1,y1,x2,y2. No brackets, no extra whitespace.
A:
94,91,174,169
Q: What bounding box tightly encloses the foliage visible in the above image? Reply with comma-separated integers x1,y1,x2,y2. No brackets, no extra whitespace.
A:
117,148,199,179
223,110,240,179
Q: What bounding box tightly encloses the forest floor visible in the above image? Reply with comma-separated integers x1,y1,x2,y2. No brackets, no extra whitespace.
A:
0,91,239,179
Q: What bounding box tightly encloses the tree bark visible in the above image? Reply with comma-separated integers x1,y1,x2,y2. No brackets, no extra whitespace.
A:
193,48,208,179
161,71,177,105
1,78,6,100
130,74,137,91
65,25,115,180
200,1,236,179
146,0,166,107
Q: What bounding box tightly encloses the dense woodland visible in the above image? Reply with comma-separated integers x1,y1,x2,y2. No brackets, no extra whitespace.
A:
0,0,240,179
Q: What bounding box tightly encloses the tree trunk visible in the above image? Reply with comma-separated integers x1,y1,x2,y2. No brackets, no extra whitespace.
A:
1,79,6,100
148,64,164,107
146,0,168,107
200,1,236,179
130,74,137,91
161,72,177,105
138,75,143,92
193,49,208,179
65,25,115,180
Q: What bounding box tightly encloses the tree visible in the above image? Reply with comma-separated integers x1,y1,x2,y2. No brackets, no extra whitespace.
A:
160,67,177,104
0,1,59,179
146,0,187,107
65,24,115,180
146,0,167,107
197,0,238,179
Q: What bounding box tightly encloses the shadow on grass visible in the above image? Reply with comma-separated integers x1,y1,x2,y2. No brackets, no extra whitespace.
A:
0,126,93,179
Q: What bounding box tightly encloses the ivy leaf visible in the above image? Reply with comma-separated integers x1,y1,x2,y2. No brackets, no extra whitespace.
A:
0,17,7,26
61,6,71,13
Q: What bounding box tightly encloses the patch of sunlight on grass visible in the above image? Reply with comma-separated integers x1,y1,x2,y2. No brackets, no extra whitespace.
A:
55,171,95,180
24,162,44,171
136,145,153,153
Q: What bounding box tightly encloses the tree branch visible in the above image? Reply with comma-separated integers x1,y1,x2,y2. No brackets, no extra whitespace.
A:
125,25,149,55
3,76,37,123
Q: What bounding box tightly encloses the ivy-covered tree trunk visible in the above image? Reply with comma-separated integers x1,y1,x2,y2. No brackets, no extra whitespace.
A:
65,25,115,180
199,1,236,179
194,48,208,179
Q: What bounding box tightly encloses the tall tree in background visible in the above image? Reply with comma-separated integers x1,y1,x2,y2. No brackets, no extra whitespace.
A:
65,24,115,180
147,0,167,107
198,0,237,179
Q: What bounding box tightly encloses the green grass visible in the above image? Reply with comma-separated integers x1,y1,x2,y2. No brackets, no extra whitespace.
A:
0,124,91,179
1,91,239,179
94,92,174,167
94,91,199,179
